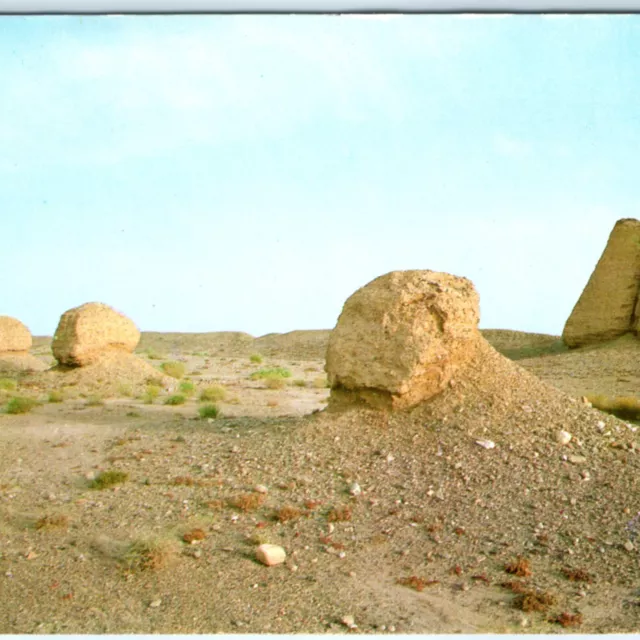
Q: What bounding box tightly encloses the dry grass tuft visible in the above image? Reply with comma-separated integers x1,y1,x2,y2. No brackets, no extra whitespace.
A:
273,505,302,523
182,528,207,543
552,612,583,628
505,556,532,578
35,514,69,531
199,386,226,402
327,505,352,522
396,576,440,591
160,361,186,379
228,493,266,512
120,538,177,573
562,567,594,583
265,377,286,390
513,590,556,613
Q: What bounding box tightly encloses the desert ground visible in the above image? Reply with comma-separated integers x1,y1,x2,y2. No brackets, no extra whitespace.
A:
1,328,640,633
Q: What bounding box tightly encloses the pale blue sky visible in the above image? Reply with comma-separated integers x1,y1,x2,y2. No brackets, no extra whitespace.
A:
1,14,638,337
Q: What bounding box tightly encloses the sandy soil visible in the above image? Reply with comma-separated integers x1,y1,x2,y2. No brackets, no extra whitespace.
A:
2,330,640,634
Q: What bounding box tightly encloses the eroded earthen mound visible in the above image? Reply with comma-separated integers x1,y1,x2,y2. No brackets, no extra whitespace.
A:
563,218,640,348
0,316,47,372
325,270,482,410
46,351,177,396
52,302,141,367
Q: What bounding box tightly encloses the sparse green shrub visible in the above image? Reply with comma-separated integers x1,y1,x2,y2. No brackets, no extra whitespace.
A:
164,394,186,406
293,379,307,387
179,381,196,397
161,361,185,379
89,469,129,489
120,538,176,572
198,404,221,419
146,349,166,361
142,384,162,405
146,376,164,387
6,396,38,414
48,390,64,403
0,378,17,392
199,386,226,402
250,367,292,380
250,354,263,364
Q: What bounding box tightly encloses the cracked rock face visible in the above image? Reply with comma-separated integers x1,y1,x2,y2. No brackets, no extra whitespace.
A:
325,270,481,410
563,218,640,348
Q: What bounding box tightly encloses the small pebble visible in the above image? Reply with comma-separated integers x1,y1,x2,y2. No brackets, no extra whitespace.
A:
568,455,587,465
341,615,357,629
475,440,495,450
557,430,572,445
254,484,268,494
349,482,362,496
255,544,286,566
149,599,162,608
624,540,635,552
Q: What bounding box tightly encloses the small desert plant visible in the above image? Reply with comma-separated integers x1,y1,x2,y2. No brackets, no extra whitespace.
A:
505,556,532,578
48,390,64,403
35,514,69,531
292,379,307,388
89,469,129,490
160,361,185,379
120,538,177,572
145,348,166,361
327,505,352,523
249,367,292,381
228,493,266,512
199,386,226,402
0,378,17,392
164,394,186,406
198,404,221,419
396,576,440,591
85,395,105,407
6,396,38,414
178,381,196,397
273,505,302,523
249,354,263,364
142,384,163,404
182,528,207,544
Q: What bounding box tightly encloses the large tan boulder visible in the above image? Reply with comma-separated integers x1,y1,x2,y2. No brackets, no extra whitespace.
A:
0,316,47,372
563,218,640,348
325,270,482,410
52,302,140,367
0,316,32,353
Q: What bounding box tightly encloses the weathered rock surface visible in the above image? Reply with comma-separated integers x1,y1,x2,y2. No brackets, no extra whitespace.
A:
52,302,141,367
563,218,640,348
0,316,32,353
325,270,482,410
